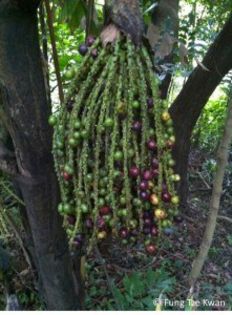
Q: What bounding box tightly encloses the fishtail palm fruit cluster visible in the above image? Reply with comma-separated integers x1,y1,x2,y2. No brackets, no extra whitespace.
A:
50,35,181,255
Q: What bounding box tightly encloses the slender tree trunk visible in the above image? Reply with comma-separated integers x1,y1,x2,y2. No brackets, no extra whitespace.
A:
170,14,232,205
45,0,64,104
189,94,232,287
0,2,81,310
39,3,51,109
86,0,95,38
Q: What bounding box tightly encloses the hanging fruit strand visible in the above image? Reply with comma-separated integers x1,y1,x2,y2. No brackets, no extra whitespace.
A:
89,45,120,250
117,50,131,231
51,33,180,255
65,38,100,102
108,49,122,229
126,39,143,232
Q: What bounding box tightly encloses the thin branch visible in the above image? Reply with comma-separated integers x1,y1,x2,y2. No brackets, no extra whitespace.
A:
86,0,95,38
189,95,232,287
218,215,232,224
0,181,25,206
45,0,64,104
3,211,33,269
39,2,51,108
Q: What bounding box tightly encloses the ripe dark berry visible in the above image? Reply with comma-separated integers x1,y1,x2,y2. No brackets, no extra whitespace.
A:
86,35,95,47
132,121,142,132
119,228,129,239
140,191,150,201
140,180,149,191
67,215,76,225
146,244,157,255
144,218,152,226
97,217,106,229
91,48,98,59
162,183,168,192
100,206,111,216
66,100,74,112
86,218,94,229
162,192,172,203
63,171,72,181
147,139,157,151
147,97,154,109
129,166,140,178
151,158,159,169
75,233,84,243
78,44,88,56
142,170,153,181
151,226,158,236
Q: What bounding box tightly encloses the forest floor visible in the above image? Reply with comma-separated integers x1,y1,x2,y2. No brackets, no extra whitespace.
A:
84,149,232,311
0,149,232,310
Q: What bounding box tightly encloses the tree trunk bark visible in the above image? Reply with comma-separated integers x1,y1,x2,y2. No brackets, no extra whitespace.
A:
170,14,232,205
105,0,144,45
148,0,179,98
0,2,81,310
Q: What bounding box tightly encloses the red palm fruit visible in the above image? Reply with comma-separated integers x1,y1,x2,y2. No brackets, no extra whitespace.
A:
63,171,72,181
119,228,129,239
140,180,149,191
129,166,140,178
100,206,111,216
143,170,153,181
145,244,157,255
151,226,158,236
151,158,159,169
140,191,150,201
86,35,95,46
147,139,157,151
162,192,172,203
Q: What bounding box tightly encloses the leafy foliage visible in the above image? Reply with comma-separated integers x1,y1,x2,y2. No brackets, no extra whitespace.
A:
85,266,176,311
193,96,228,152
111,268,176,310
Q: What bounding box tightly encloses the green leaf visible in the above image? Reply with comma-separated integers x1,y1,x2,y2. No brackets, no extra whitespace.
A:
141,296,155,310
123,273,145,297
224,282,232,294
112,287,128,310
59,0,87,31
